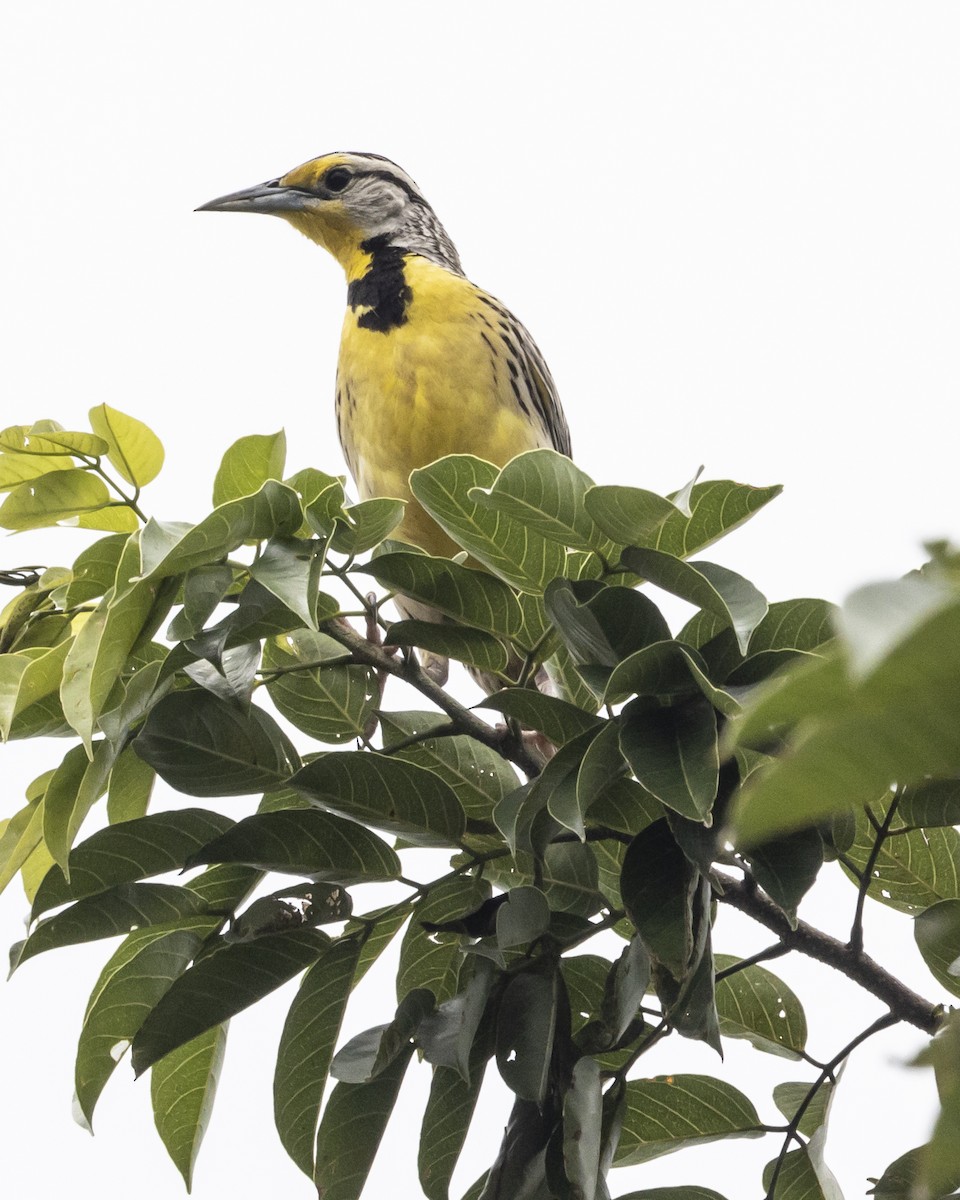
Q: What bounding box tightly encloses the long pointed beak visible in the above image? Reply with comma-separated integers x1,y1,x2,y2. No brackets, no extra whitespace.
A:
195,179,314,215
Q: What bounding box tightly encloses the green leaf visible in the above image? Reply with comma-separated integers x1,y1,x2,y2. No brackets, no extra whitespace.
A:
397,878,490,1001
42,738,118,871
31,808,236,918
418,959,494,1082
866,1146,960,1198
614,1075,763,1166
545,580,671,670
387,619,510,675
151,1023,227,1191
714,955,807,1058
290,751,465,848
0,639,71,741
274,937,362,1177
139,480,302,580
58,533,129,606
495,886,551,949
763,1146,842,1200
621,549,767,655
642,480,782,559
361,550,524,640
76,920,218,1126
131,928,329,1075
346,904,414,987
466,448,611,551
0,423,108,457
541,841,603,916
60,533,168,750
734,588,960,844
741,829,824,927
263,629,377,743
0,469,113,531
247,537,337,631
477,688,603,746
772,1079,835,1138
563,1055,602,1200
841,805,960,914
614,1190,731,1200
330,496,406,554
409,455,567,591
620,697,718,821
107,745,155,822
89,403,164,488
213,431,287,505
496,966,559,1102
583,485,681,546
134,690,299,797
185,809,400,884
0,798,44,896
916,1014,960,1199
898,780,960,829
419,1039,492,1200
0,449,74,491
13,883,208,969
331,988,433,1084
313,1043,414,1199
620,819,697,980
602,936,652,1044
380,710,519,821
915,900,960,997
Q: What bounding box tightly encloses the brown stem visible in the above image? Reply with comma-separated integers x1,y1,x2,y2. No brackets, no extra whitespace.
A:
714,869,942,1034
321,617,544,779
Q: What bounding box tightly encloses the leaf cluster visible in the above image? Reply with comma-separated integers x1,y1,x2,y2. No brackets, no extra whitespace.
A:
2,413,960,1199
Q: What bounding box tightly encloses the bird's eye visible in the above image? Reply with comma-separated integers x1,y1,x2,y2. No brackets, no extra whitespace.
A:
324,167,352,193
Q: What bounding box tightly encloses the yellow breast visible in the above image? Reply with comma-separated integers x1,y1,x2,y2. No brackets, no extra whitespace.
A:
336,255,550,555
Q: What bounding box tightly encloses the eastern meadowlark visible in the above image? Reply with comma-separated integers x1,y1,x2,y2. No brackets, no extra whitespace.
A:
199,151,571,681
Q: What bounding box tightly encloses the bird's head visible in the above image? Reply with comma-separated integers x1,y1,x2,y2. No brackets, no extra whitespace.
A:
197,151,462,278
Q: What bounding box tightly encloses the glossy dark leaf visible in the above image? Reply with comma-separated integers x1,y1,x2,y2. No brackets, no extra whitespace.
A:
386,619,511,676
151,1023,227,1191
331,988,434,1084
31,809,235,918
741,829,823,927
185,808,400,884
134,690,299,797
76,920,219,1126
131,928,329,1075
290,751,465,848
12,883,208,969
601,936,652,1044
248,536,337,631
563,1055,602,1200
620,698,718,821
614,1075,763,1166
362,551,524,640
274,936,362,1177
620,819,697,980
262,629,377,743
478,688,603,746
397,878,491,1002
915,900,960,998
313,1043,414,1199
496,966,559,1102
715,955,808,1058
380,710,519,821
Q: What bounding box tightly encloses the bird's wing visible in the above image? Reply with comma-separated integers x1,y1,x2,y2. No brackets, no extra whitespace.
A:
474,288,573,458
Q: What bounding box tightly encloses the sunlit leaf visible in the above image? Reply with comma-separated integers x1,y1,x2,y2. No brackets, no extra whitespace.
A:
151,1023,227,1190
89,403,164,488
213,431,286,506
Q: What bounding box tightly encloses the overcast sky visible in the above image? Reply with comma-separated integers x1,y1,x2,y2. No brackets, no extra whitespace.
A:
2,4,959,1198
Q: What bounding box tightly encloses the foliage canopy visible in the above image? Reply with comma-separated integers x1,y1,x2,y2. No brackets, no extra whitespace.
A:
2,409,960,1199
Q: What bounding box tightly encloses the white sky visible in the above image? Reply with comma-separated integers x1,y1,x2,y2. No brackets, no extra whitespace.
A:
2,3,959,1197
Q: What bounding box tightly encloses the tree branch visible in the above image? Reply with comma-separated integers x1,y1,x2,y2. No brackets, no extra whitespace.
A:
714,870,942,1034
321,617,545,779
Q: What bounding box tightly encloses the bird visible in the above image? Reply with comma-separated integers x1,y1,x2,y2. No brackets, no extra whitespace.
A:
198,151,571,683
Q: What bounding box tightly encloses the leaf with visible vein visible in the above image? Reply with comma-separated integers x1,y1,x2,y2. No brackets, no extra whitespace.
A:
274,937,362,1176
151,1023,227,1190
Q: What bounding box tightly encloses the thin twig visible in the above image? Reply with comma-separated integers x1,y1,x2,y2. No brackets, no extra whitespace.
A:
849,793,901,954
714,943,791,982
321,617,545,778
763,1011,899,1199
